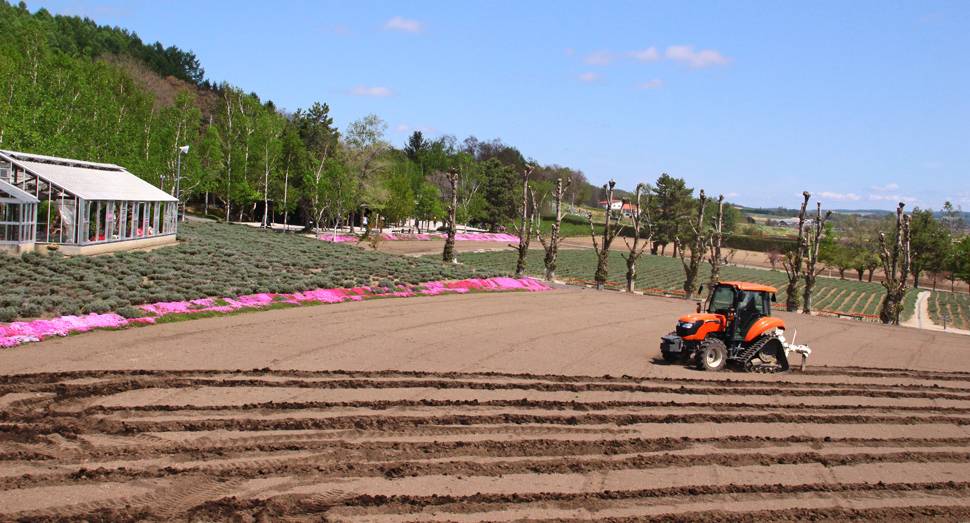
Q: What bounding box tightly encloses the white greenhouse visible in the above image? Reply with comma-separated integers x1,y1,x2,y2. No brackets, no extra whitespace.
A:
0,150,178,255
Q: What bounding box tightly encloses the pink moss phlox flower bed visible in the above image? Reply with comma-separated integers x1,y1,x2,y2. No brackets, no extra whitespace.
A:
0,278,551,349
317,235,360,243
318,233,520,243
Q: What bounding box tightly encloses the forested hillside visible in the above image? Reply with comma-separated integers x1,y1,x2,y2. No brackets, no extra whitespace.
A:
0,0,593,230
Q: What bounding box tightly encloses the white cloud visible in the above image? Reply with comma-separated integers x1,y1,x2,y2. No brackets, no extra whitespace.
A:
346,85,397,97
819,191,861,201
395,124,438,134
725,192,739,198
867,194,917,203
635,79,663,89
563,47,577,56
628,47,660,63
578,72,604,83
923,161,941,170
664,45,732,68
584,50,617,66
870,183,899,192
383,16,425,34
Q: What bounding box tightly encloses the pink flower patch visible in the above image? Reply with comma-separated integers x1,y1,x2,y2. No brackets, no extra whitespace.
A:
0,278,553,349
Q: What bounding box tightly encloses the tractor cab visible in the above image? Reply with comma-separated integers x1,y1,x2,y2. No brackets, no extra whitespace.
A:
705,283,773,341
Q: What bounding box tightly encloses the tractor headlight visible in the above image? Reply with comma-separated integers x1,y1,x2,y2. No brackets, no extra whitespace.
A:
676,320,703,337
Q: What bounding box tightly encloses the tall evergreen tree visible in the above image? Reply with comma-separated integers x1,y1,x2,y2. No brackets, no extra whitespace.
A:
651,174,692,256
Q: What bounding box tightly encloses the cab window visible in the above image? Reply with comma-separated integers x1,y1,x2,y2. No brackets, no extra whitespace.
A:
738,291,765,316
709,286,735,315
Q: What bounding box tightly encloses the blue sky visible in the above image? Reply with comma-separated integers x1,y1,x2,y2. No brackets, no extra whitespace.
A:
27,0,970,211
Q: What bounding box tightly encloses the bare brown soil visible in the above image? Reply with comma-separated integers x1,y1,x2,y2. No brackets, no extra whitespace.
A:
1,287,969,522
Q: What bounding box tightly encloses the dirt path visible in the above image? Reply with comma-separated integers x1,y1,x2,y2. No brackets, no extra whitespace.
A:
2,289,970,522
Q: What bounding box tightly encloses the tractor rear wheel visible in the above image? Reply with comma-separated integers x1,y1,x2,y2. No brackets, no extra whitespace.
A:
698,339,728,372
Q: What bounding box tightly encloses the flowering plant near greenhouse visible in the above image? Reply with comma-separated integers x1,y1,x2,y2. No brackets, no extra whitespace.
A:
0,222,507,324
318,233,520,243
0,277,550,348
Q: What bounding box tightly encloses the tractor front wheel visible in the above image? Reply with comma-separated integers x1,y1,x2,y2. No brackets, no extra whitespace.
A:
698,339,728,372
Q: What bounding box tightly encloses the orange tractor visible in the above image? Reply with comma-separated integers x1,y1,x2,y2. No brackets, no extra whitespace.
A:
660,281,811,373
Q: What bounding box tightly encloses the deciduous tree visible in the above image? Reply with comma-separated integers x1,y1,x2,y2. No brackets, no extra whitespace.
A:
443,168,459,263
878,203,911,325
676,190,708,300
585,180,624,290
802,202,832,314
706,194,726,293
950,237,970,292
535,177,571,281
620,183,654,292
781,192,810,311
908,207,950,289
510,165,536,278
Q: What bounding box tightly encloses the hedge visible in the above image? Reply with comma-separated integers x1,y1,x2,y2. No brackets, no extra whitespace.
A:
722,234,798,254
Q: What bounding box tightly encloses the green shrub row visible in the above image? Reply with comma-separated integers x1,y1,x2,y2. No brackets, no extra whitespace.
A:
0,222,504,322
722,234,798,254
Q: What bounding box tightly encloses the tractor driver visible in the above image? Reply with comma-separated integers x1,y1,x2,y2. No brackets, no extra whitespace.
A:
736,291,761,337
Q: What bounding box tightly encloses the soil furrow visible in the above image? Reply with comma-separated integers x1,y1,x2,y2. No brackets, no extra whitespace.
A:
3,448,968,490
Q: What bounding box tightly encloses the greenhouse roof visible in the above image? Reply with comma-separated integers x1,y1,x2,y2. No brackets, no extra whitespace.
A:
0,150,176,202
0,179,40,203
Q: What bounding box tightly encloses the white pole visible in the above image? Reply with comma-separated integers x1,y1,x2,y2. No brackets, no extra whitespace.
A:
176,150,182,221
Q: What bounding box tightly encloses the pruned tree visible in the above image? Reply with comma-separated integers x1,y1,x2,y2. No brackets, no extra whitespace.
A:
706,194,726,293
801,201,833,314
878,203,912,325
675,190,708,300
585,180,624,289
510,165,536,277
535,177,571,281
442,168,459,263
620,183,654,292
782,191,811,311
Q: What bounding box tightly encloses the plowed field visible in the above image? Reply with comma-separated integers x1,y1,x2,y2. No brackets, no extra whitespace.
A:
1,288,969,522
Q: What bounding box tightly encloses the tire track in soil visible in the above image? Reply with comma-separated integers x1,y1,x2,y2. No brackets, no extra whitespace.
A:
2,369,970,522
